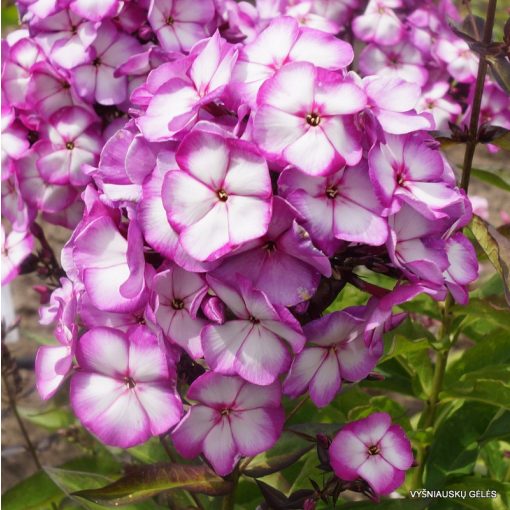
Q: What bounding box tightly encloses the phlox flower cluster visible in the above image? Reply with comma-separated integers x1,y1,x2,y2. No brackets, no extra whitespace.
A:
1,0,485,497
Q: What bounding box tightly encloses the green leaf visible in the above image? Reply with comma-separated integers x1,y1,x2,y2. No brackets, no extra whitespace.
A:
381,335,430,363
1,457,119,510
446,331,510,384
489,57,510,97
471,168,510,192
348,395,412,430
127,438,169,464
479,410,510,444
442,366,510,409
1,470,62,510
469,216,510,305
340,499,430,509
425,403,503,487
72,463,233,506
429,476,510,510
18,406,75,430
241,432,313,478
480,442,510,482
45,467,160,510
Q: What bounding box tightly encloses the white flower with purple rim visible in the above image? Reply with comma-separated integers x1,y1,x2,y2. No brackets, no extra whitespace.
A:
70,325,183,448
202,276,305,385
283,308,381,407
171,372,284,476
162,128,273,262
252,62,367,176
330,412,414,496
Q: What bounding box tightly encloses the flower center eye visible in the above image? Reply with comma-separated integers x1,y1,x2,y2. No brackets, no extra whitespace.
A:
396,174,405,186
220,408,230,416
249,316,260,324
66,141,75,150
326,186,338,199
264,240,276,252
171,298,184,310
93,57,101,67
124,376,136,389
306,112,321,127
217,189,228,202
166,15,175,25
368,445,380,456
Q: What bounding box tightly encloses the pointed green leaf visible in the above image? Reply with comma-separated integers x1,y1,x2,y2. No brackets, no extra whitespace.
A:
471,168,510,192
72,463,233,506
425,402,502,487
241,432,313,478
442,366,510,409
469,216,510,305
18,406,76,430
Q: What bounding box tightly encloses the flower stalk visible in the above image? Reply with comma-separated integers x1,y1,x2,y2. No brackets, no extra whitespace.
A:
412,0,498,489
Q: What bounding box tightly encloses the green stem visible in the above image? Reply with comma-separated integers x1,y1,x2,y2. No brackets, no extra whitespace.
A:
412,0,497,488
221,466,239,510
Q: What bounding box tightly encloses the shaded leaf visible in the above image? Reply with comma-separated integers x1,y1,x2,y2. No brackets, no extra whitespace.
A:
429,476,510,510
286,423,341,441
341,499,429,509
242,432,313,478
441,366,510,409
425,403,502,487
380,335,430,363
479,409,510,444
72,463,233,506
2,457,119,510
127,438,169,464
471,168,510,192
445,331,510,383
469,216,510,305
44,467,158,509
18,406,75,430
489,57,510,96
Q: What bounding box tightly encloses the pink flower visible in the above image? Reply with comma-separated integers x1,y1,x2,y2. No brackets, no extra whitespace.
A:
231,16,353,107
152,265,208,359
17,146,79,215
387,204,449,287
72,21,142,105
330,412,414,495
148,0,215,53
211,197,331,306
72,216,148,313
69,0,121,21
172,372,284,476
279,162,388,253
416,82,461,131
359,40,429,87
163,128,272,262
137,32,238,141
35,327,75,400
353,0,404,46
1,226,34,285
283,308,381,407
443,232,478,305
435,37,478,83
35,106,102,186
202,276,305,385
70,325,183,448
2,37,43,108
252,62,366,175
31,10,97,70
357,75,434,135
368,133,460,219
